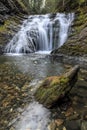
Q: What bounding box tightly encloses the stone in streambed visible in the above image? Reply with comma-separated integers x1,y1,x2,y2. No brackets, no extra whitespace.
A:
35,65,79,108
81,120,87,130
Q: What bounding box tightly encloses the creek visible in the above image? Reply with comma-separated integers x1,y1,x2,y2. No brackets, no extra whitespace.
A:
1,13,87,130
0,53,65,130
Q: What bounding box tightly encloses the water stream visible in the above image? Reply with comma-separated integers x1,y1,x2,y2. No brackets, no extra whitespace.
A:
14,101,51,130
0,54,65,130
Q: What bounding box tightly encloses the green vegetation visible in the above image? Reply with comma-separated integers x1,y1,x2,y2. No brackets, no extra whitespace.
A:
17,0,28,12
55,0,87,12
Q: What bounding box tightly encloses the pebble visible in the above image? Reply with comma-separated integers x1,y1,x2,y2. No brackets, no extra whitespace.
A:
55,119,64,126
48,120,56,130
63,126,66,130
65,107,74,117
66,113,79,120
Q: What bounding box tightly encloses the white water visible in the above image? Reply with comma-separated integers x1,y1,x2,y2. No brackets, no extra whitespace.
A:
5,13,74,54
14,102,50,130
58,13,74,47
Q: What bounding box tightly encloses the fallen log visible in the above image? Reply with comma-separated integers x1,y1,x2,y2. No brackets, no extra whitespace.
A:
34,65,79,108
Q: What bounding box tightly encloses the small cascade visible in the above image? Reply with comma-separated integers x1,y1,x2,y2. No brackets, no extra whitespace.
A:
14,101,50,130
58,13,74,47
5,13,74,54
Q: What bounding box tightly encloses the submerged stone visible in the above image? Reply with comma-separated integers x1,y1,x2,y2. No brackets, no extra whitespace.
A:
35,65,79,108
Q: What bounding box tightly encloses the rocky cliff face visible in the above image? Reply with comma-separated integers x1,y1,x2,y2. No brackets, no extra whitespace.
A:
0,0,28,24
0,0,28,54
52,0,87,56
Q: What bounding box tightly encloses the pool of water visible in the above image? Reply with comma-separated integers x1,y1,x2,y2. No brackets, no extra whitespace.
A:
0,53,65,80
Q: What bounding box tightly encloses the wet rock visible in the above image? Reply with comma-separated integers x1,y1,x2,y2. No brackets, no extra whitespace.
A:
65,107,74,117
66,113,80,121
55,119,64,127
65,120,80,130
51,108,65,119
83,112,87,120
48,120,57,130
0,14,5,24
35,65,79,108
0,45,4,54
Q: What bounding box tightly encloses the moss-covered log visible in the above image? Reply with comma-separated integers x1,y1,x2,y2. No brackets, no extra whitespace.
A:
35,65,79,108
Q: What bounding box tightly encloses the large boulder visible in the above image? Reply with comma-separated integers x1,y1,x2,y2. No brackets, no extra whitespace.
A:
35,65,79,108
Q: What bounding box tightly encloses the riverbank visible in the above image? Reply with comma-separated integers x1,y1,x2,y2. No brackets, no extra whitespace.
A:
50,54,87,69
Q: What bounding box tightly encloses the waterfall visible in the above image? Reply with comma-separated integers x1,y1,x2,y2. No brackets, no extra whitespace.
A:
58,13,74,47
5,13,74,54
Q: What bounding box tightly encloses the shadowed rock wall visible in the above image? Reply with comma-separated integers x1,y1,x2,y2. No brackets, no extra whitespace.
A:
0,0,29,54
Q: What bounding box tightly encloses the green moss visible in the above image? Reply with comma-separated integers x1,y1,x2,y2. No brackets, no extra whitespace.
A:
0,20,11,32
35,76,70,107
0,15,23,46
74,11,87,33
60,77,69,84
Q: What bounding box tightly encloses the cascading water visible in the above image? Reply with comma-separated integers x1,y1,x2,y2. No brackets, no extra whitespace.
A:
5,13,74,54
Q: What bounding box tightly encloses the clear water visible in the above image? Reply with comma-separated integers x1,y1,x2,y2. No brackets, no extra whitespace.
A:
2,53,65,80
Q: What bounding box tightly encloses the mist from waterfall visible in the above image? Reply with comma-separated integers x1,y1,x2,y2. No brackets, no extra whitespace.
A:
5,13,74,54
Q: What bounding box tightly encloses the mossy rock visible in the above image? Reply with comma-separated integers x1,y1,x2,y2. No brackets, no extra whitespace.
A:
0,14,25,52
35,65,79,108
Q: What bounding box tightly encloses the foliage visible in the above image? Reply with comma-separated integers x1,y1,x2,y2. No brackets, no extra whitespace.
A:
44,0,57,13
27,0,43,13
55,0,87,12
